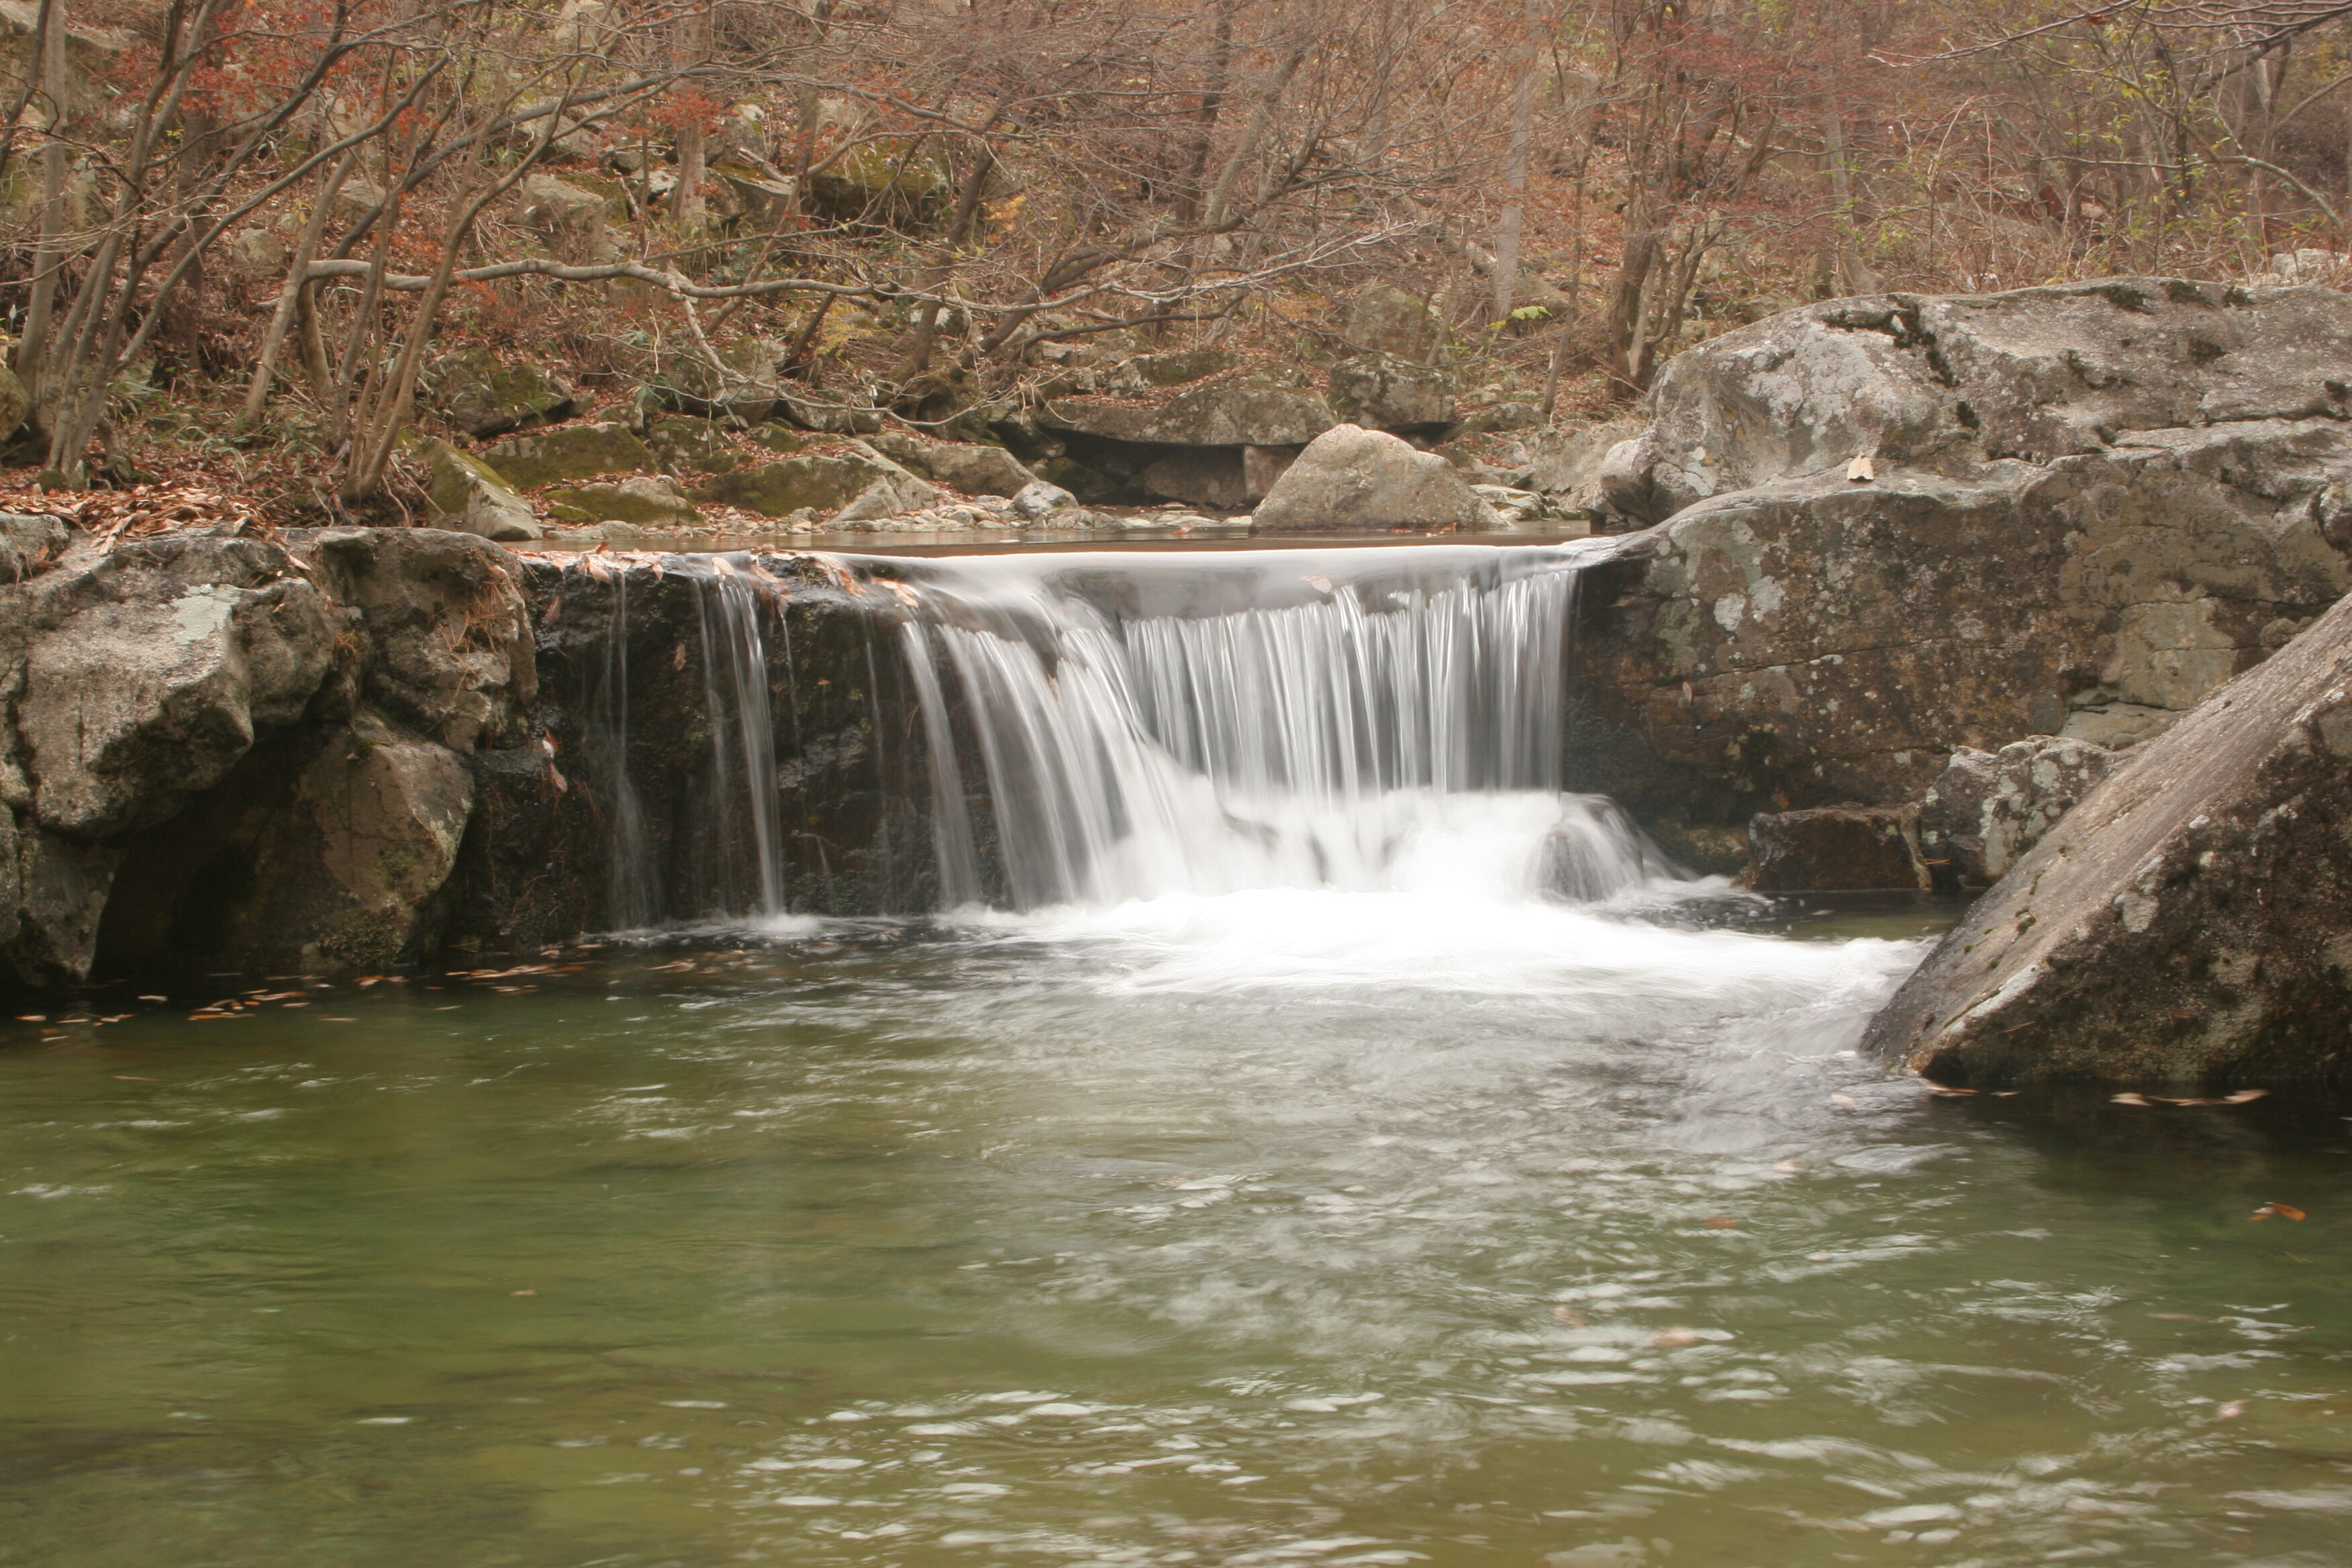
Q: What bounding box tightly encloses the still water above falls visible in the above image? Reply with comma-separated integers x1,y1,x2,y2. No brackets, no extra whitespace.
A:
4,544,2350,1568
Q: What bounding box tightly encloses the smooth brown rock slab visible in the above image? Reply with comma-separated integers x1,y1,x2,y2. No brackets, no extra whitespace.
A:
1861,585,2352,1090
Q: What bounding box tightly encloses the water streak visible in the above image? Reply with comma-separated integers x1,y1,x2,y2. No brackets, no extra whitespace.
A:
891,544,1651,909
693,573,786,916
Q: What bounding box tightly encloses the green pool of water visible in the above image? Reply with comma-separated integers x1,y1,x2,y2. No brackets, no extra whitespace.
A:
3,897,2349,1568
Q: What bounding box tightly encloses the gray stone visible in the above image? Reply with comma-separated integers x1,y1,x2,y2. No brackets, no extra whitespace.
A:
1039,378,1334,448
420,438,542,542
3,824,119,988
295,528,536,752
1920,735,2118,885
1140,448,1249,511
1569,280,2352,826
1523,418,1645,511
1747,803,1929,892
1862,585,2352,1089
1012,479,1077,521
0,511,69,582
1328,354,1454,431
866,431,1038,496
1242,446,1300,499
17,537,339,840
695,442,929,518
1250,424,1500,535
1342,285,1436,356
544,475,704,526
424,347,578,438
646,415,740,475
480,422,657,489
655,337,788,423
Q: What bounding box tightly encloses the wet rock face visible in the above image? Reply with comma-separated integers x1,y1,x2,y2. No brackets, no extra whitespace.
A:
1862,586,2352,1089
1573,279,2352,830
1920,735,2118,886
96,718,474,978
440,552,943,954
1747,804,1928,893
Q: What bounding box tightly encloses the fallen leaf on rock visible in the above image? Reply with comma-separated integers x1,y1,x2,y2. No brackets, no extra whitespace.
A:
2250,1203,2307,1222
1830,1092,1857,1107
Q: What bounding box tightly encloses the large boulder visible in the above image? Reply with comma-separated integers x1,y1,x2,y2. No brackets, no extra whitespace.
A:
1328,354,1454,432
1862,587,2352,1089
95,717,475,977
1251,424,1499,534
867,431,1038,497
1920,734,2118,886
481,422,656,489
544,475,704,526
15,536,339,841
423,347,577,438
292,528,536,752
420,438,542,542
692,442,932,518
1571,280,2352,830
652,337,789,424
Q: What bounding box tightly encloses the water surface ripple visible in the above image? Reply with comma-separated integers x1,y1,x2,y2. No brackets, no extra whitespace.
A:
4,889,2349,1567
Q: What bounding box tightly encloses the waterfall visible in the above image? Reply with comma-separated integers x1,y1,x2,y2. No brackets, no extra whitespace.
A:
888,543,1676,910
693,571,788,917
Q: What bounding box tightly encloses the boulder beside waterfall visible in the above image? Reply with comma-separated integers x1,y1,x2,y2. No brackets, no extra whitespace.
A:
1862,586,2352,1089
1570,279,2352,832
1250,424,1500,534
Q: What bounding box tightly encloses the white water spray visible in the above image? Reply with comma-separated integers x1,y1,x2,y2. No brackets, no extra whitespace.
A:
889,543,1678,912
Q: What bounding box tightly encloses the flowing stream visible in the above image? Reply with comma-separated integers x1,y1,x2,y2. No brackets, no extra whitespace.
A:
3,544,2349,1567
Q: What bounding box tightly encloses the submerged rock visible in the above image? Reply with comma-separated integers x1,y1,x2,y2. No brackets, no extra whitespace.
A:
1863,587,2352,1089
1251,424,1499,534
1747,803,1928,892
1920,735,2117,886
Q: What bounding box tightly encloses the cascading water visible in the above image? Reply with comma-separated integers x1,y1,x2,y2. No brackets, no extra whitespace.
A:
887,542,1681,912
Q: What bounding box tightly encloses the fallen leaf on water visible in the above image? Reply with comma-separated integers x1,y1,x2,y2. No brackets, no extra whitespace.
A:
511,1289,536,1297
2251,1203,2307,1222
15,1014,45,1022
1775,1158,1803,1173
1830,1092,1857,1107
1302,575,1335,593
1653,1327,1704,1348
1925,1084,1979,1096
136,995,166,1002
1553,1306,1587,1326
1702,1216,1740,1229
2110,1092,2153,1106
2217,1400,2248,1421
2221,1089,2269,1104
111,1075,153,1081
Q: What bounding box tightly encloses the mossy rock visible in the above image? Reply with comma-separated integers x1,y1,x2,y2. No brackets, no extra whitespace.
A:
424,347,577,438
480,422,656,489
748,424,807,454
650,338,787,422
648,416,740,475
0,363,27,444
542,476,703,526
419,438,542,542
691,446,920,518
